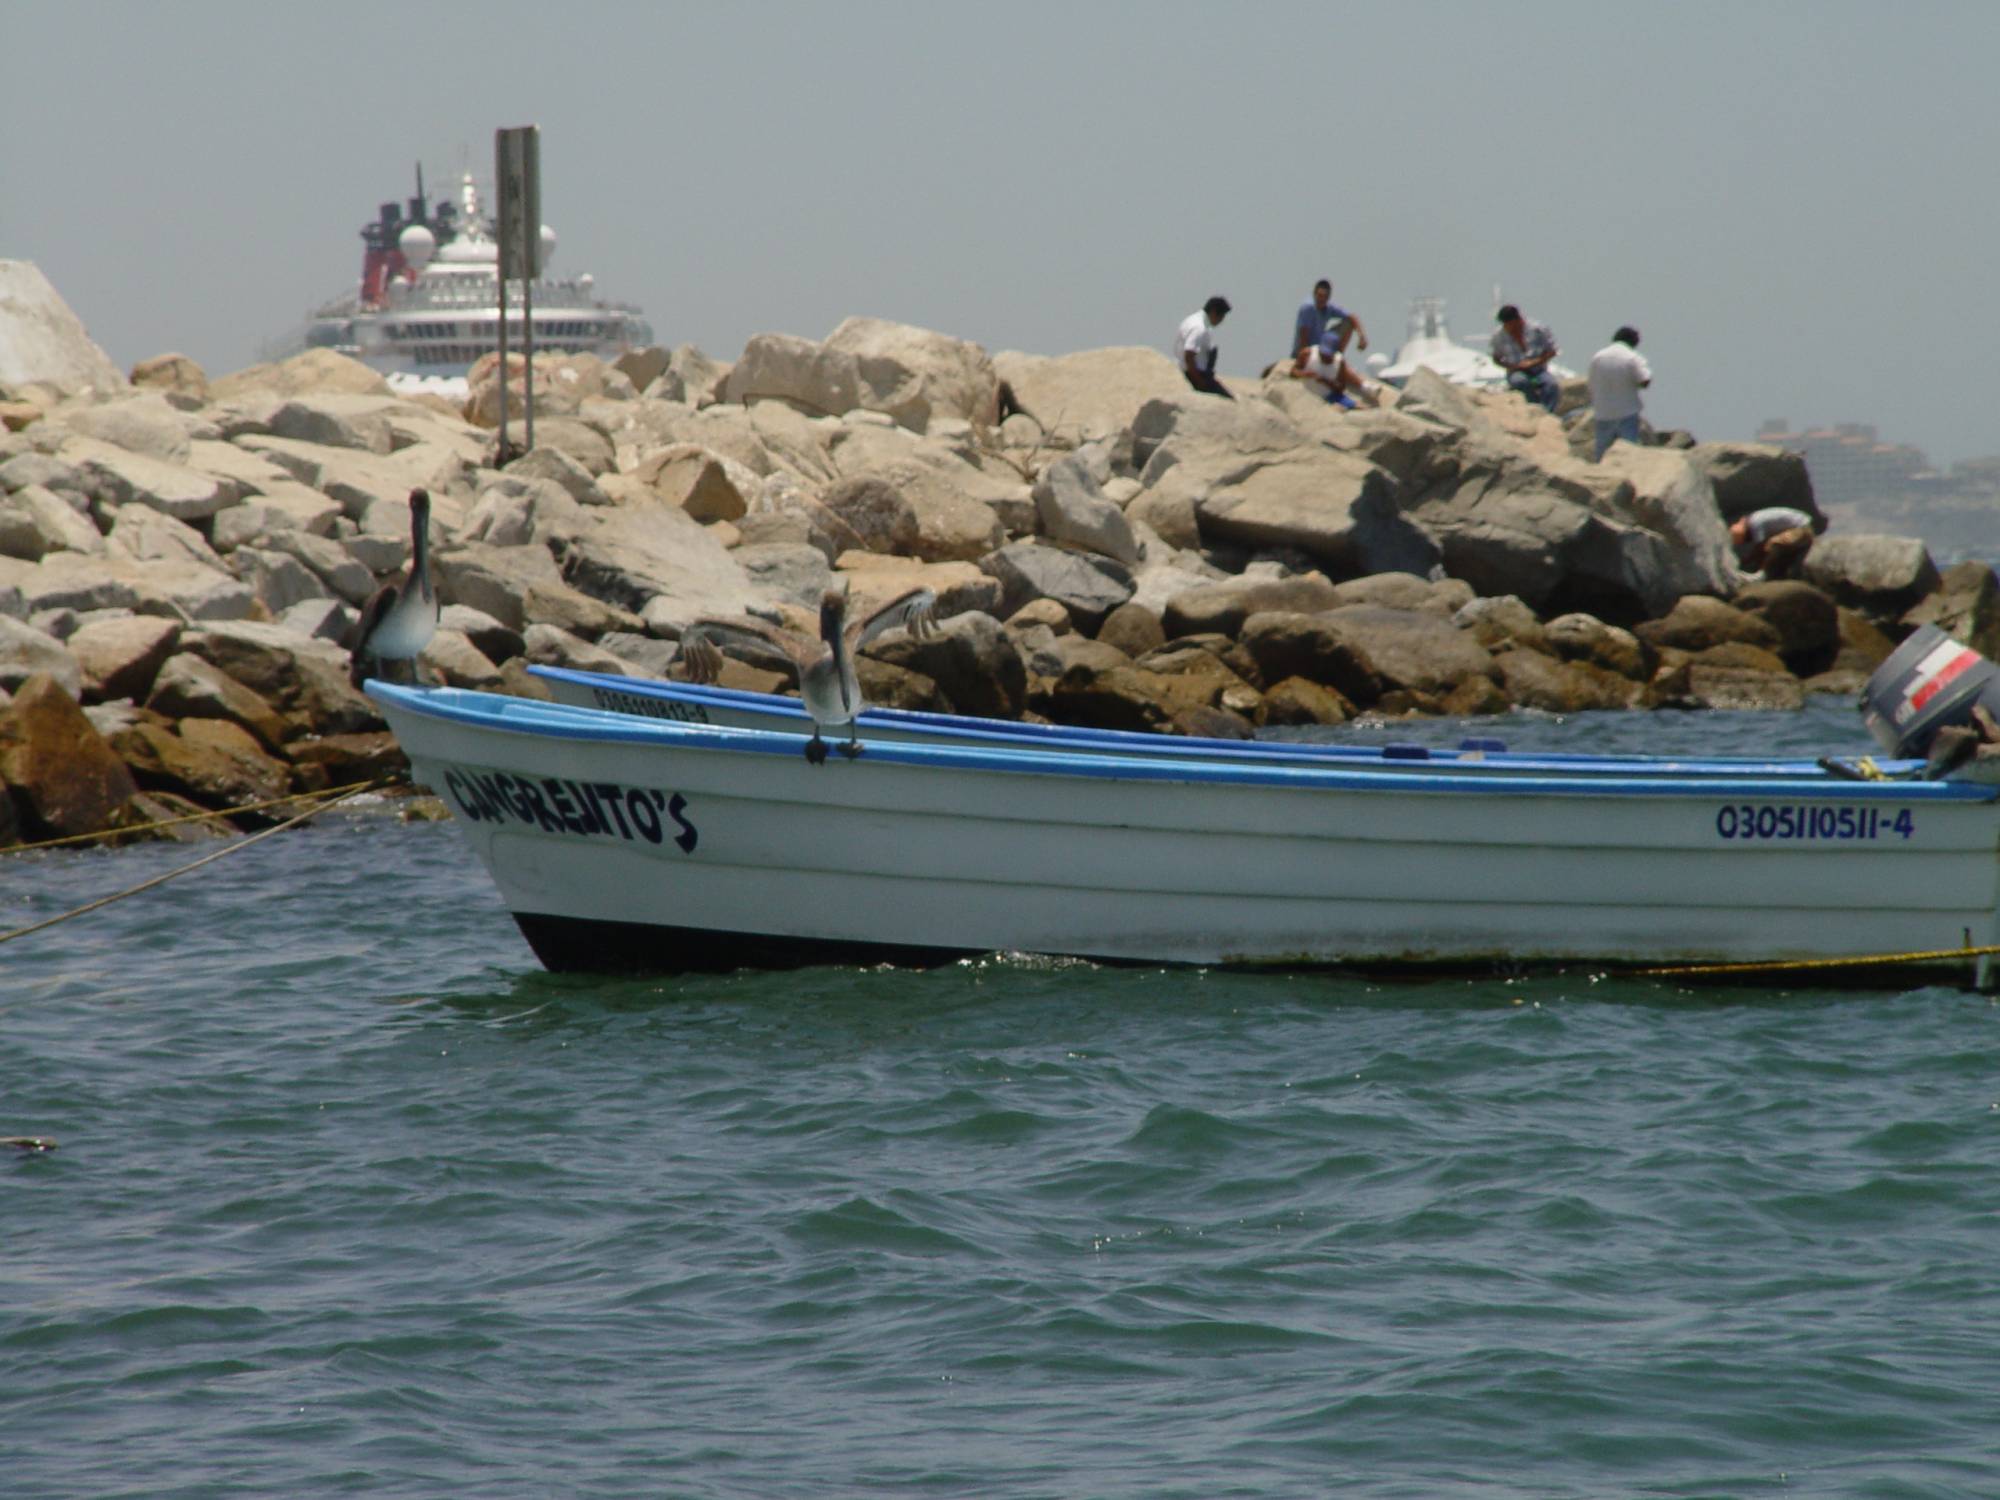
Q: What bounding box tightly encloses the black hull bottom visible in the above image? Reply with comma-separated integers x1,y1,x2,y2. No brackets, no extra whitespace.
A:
510,914,1996,990
512,911,976,974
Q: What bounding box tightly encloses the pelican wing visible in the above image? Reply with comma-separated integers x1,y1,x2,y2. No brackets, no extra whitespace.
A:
679,616,817,684
845,587,937,651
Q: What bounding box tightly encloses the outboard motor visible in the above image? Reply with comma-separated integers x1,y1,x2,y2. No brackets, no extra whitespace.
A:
1860,624,2000,759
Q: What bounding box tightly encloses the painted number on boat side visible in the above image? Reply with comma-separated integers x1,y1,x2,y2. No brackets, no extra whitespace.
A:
589,687,713,724
443,769,698,853
1714,803,1914,842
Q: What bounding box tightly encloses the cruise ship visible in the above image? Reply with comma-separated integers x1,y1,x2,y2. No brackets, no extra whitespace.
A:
288,167,654,397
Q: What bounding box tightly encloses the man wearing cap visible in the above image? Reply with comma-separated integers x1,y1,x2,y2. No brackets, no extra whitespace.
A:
1290,327,1363,409
1491,304,1560,412
1175,295,1234,399
1586,326,1652,460
1293,279,1369,364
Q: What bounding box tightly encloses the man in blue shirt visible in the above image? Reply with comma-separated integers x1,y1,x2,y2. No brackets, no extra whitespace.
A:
1491,304,1560,412
1293,280,1369,363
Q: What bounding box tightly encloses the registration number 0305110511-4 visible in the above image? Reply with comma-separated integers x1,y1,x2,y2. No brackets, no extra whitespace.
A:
1714,803,1914,842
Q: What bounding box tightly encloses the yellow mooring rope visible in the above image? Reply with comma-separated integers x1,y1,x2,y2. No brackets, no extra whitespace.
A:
0,777,396,949
1636,944,2000,979
1,777,401,855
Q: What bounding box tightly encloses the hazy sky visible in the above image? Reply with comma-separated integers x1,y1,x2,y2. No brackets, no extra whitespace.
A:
7,2,1998,465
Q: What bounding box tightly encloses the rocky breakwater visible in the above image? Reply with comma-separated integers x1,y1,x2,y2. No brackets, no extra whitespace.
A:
2,271,1997,849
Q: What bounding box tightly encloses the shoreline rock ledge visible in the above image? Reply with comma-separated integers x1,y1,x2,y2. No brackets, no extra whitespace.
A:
1,259,1995,847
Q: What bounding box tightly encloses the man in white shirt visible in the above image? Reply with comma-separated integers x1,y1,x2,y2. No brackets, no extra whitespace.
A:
1174,295,1233,399
1290,329,1362,409
1586,326,1652,460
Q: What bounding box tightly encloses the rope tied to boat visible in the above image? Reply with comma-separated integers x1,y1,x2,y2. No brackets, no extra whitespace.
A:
1636,944,2000,980
0,777,401,950
0,775,405,856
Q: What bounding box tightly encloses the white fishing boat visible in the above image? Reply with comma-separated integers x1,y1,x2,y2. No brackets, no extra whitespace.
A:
526,664,1913,781
367,682,2000,985
275,165,653,399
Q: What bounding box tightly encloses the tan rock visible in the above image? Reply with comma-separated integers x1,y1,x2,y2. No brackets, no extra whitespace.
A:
0,674,142,838
69,615,180,702
145,652,289,751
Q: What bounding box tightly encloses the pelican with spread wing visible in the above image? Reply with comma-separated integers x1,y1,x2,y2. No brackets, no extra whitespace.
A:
680,583,938,763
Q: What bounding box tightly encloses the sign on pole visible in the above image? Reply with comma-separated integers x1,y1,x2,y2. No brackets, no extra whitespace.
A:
495,126,541,281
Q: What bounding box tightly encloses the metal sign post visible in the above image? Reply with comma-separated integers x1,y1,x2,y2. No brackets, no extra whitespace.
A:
495,125,542,458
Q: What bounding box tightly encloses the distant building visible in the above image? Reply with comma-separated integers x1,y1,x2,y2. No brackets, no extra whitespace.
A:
1753,418,1996,563
1754,419,1938,506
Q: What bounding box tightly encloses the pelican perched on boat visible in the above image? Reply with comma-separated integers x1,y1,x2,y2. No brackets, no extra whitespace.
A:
680,582,937,763
347,488,439,687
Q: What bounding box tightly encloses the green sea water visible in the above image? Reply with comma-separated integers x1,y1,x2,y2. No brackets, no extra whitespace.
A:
3,702,1996,1498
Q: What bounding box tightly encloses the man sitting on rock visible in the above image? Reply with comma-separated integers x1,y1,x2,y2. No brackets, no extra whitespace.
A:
1293,279,1369,364
1175,295,1234,400
1731,506,1825,580
1291,327,1367,409
1491,304,1561,412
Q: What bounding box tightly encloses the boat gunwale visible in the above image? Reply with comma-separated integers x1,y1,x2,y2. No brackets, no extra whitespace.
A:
369,683,2000,804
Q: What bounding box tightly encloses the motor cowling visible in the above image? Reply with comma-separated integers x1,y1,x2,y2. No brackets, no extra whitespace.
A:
1861,624,2000,758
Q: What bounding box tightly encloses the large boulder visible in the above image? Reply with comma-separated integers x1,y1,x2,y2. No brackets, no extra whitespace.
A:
0,673,142,838
820,424,1008,563
1729,579,1840,676
1901,561,2000,661
822,317,1001,432
1239,605,1500,708
1033,454,1140,564
69,614,181,702
1801,533,1941,620
557,503,763,635
0,261,128,397
866,610,1026,719
979,540,1135,633
0,483,105,560
1635,595,1784,655
207,348,390,405
57,435,233,522
722,332,863,418
0,615,82,698
1687,440,1818,524
990,347,1192,444
63,393,196,464
1161,573,1342,638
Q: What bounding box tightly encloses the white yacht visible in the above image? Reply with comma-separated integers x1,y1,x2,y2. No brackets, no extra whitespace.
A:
1369,296,1574,390
287,168,654,398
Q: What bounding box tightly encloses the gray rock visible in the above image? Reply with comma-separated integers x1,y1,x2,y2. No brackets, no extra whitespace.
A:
266,394,399,455
107,505,224,571
980,540,1136,633
276,597,358,645
68,614,180,701
440,604,524,665
523,623,632,675
63,394,194,464
1033,454,1140,564
1161,573,1341,638
261,530,378,605
1688,441,1818,524
1801,533,1941,619
0,482,104,559
866,610,1025,719
734,542,833,611
0,615,82,697
58,435,231,521
434,542,567,633
231,547,330,614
